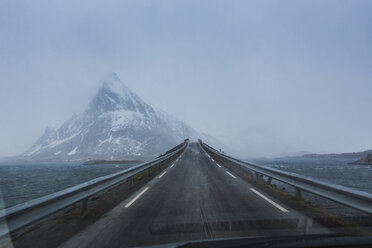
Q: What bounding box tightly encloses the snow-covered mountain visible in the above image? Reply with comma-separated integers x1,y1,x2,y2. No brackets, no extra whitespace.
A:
21,73,209,162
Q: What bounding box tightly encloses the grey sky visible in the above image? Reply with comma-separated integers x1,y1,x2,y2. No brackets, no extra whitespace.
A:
1,0,372,157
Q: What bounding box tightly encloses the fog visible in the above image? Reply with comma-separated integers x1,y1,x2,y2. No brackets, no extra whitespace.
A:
1,0,372,158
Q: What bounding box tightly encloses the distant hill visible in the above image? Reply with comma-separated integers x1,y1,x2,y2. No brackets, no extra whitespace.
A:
272,151,312,158
300,150,372,159
349,153,372,165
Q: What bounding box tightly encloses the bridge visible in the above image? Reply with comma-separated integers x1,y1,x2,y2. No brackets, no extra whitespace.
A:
1,140,372,247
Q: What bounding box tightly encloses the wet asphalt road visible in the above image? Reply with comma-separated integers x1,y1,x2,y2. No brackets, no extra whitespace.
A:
61,142,328,248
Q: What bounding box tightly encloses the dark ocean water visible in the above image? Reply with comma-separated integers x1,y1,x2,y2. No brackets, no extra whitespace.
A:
251,157,372,216
252,157,372,193
0,163,135,209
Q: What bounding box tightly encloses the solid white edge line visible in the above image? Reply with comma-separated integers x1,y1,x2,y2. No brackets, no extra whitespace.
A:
125,187,149,208
158,171,167,178
250,188,289,212
225,171,236,178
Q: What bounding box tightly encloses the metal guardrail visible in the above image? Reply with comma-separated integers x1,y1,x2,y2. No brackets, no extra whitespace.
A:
0,141,188,239
200,141,372,215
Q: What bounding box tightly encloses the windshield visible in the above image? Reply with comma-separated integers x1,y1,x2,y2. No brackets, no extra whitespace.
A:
1,1,371,248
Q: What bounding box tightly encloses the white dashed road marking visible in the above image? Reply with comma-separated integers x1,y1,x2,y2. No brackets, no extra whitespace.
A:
125,187,149,208
225,171,236,178
250,188,289,212
158,171,167,179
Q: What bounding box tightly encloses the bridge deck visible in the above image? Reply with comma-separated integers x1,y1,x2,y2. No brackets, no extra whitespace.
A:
61,143,329,247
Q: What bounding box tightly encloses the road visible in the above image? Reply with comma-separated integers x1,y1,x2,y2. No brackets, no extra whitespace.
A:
60,142,329,248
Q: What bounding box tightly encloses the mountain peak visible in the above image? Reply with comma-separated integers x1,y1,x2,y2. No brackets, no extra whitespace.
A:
101,72,132,100
86,73,153,116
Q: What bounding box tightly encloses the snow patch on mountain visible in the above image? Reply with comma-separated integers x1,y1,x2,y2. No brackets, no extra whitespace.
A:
67,147,78,156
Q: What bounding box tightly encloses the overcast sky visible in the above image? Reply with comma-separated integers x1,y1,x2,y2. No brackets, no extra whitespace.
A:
1,0,372,157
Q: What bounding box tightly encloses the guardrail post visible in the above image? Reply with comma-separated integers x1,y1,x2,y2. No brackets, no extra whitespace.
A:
295,187,302,200
255,172,259,181
81,198,88,216
267,177,272,185
255,172,264,182
130,177,134,186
